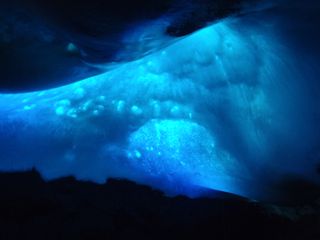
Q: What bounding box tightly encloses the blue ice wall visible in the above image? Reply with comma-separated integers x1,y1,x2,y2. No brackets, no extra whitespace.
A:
0,3,320,200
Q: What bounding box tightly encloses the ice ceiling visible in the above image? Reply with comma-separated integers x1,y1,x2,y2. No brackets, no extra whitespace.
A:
0,9,319,200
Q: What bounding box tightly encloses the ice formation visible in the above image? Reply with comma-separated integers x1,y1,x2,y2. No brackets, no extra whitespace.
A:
0,7,319,200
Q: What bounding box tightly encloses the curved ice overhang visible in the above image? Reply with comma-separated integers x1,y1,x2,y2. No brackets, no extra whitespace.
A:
0,9,320,201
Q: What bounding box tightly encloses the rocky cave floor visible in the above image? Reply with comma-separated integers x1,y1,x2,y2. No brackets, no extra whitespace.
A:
0,170,319,240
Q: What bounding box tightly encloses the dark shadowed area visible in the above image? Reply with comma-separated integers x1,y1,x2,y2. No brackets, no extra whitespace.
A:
0,171,319,240
0,0,247,92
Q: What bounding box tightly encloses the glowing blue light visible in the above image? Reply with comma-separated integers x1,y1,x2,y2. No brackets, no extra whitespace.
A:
0,16,319,200
127,119,245,196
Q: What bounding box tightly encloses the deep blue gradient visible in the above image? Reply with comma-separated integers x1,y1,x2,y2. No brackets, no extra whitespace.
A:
0,2,320,200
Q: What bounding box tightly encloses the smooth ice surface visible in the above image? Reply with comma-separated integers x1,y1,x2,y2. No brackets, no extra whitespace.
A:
0,4,320,200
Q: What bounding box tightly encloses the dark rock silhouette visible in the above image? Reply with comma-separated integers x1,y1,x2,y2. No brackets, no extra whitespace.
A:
0,170,319,239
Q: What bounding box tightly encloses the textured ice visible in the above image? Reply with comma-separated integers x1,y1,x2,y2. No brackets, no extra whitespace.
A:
0,8,319,200
127,119,248,196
